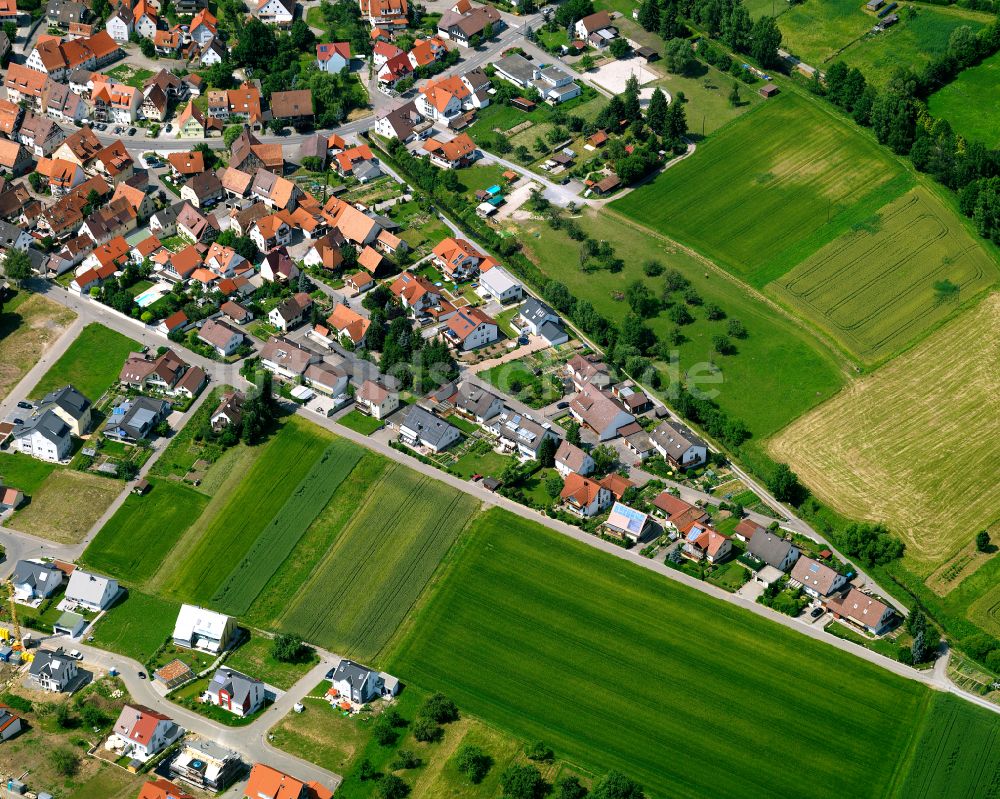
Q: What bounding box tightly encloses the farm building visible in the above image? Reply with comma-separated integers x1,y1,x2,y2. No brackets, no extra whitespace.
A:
759,84,780,98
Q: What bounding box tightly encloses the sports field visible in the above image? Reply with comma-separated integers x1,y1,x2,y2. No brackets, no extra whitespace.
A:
611,93,910,288
389,508,931,799
277,462,479,661
28,323,139,401
771,187,999,363
894,693,1000,798
82,479,210,586
928,51,1000,149
769,293,1000,572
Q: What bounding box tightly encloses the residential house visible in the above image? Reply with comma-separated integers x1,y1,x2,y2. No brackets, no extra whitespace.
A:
360,0,407,29
92,80,141,124
218,166,254,199
444,307,498,351
270,89,313,127
0,218,33,250
198,319,244,357
242,763,334,799
137,779,195,799
554,440,594,478
326,303,370,347
170,740,243,791
355,380,398,419
390,271,442,313
180,171,224,208
826,588,894,635
112,181,155,221
682,523,732,563
259,246,298,281
11,410,72,462
172,604,235,653
790,556,848,598
177,101,206,138
64,567,118,611
249,213,292,253
250,168,300,211
158,310,189,337
211,391,245,430
432,237,483,280
478,265,521,304
111,705,182,761
574,10,616,45
0,97,24,136
198,36,227,67
605,502,651,543
4,64,49,110
46,0,89,29
487,407,558,460
453,382,503,423
259,336,319,380
517,297,568,345
105,10,133,42
230,126,282,172
399,405,460,452
34,385,91,435
613,382,652,415
560,472,611,517
570,383,635,441
747,531,800,572
205,242,247,276
189,7,218,46
44,79,87,123
422,133,477,169
141,84,169,121
204,668,265,717
103,396,171,441
17,112,66,156
373,100,424,141
316,41,350,73
168,150,206,179
437,2,503,46
333,144,379,180
0,706,23,741
372,39,403,70
566,353,611,391
11,560,63,602
221,299,253,325
329,659,390,704
268,292,313,332
415,74,472,123
652,492,708,534
649,419,707,468
119,348,204,396
78,197,137,244
252,0,294,26
29,649,79,692
176,202,219,243
733,518,765,544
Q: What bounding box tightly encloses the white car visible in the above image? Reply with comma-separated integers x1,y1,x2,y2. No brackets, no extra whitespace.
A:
67,649,83,661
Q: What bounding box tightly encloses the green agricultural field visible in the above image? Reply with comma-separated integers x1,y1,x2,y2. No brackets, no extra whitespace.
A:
210,439,363,615
29,323,139,401
278,463,479,661
611,93,911,288
894,693,1000,798
91,590,180,665
0,452,59,494
389,508,938,799
770,186,999,364
928,51,1000,148
82,479,209,586
516,209,845,439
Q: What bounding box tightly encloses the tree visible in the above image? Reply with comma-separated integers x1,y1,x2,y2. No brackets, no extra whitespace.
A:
500,764,545,799
3,248,32,287
545,473,564,499
841,522,906,566
419,692,459,724
712,334,735,355
665,101,688,143
637,0,658,30
646,88,668,137
372,710,403,746
728,81,741,107
50,748,80,777
272,633,311,663
139,36,156,58
538,435,558,468
565,420,582,446
750,16,782,69
609,37,631,59
557,775,589,799
591,771,645,799
767,463,805,505
357,758,376,781
412,717,442,742
392,749,421,770
663,38,695,75
642,259,664,277
376,774,410,799
2,20,15,42
976,530,991,552
456,744,493,784
578,53,595,71
224,125,244,149
591,444,617,475
727,319,747,338
232,17,277,70
524,740,554,762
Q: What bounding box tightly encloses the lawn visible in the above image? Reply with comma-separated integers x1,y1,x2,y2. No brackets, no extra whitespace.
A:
81,478,209,586
223,633,318,691
479,361,560,409
0,293,76,402
770,292,1000,576
769,186,999,364
337,409,385,435
389,508,935,799
90,589,180,665
611,92,912,288
0,452,59,494
653,61,764,138
450,446,512,480
153,417,337,605
517,207,845,439
928,50,1000,149
106,63,155,89
28,323,140,402
894,693,1000,798
705,559,750,592
13,470,123,544
276,462,479,661
457,164,508,198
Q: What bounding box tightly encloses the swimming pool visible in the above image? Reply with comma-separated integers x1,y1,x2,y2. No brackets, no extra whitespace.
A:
135,284,170,308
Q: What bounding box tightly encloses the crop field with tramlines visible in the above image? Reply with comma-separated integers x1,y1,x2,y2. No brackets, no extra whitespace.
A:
771,187,999,364
278,463,479,661
769,293,1000,573
210,438,363,615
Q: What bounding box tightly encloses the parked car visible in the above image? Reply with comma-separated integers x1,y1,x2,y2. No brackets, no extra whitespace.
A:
810,606,824,619
127,127,136,136
67,649,83,661
137,671,146,679
556,401,569,409
16,401,32,410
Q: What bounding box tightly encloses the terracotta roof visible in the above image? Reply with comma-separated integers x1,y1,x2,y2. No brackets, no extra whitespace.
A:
270,89,313,118
167,150,205,175
317,41,351,61
598,473,634,499
560,473,605,507
327,303,369,344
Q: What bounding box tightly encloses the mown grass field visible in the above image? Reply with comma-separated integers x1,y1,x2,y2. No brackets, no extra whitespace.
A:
13,470,123,544
611,93,911,288
389,508,932,799
652,61,764,138
928,50,1000,148
223,633,318,691
28,323,139,401
152,417,336,603
0,452,59,494
771,186,999,364
81,478,209,586
894,693,1000,798
517,209,845,439
91,589,180,665
770,292,1000,573
278,462,479,661
0,293,76,402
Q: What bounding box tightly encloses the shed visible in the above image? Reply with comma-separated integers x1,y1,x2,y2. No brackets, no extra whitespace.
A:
759,84,780,98
132,479,150,495
53,611,86,638
511,97,536,111
755,565,785,586
635,45,659,62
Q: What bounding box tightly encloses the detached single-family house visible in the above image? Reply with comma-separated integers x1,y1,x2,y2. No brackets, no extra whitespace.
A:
29,649,79,692
790,556,848,598
11,410,73,462
172,604,235,654
453,382,503,423
487,408,558,461
652,492,708,533
268,292,313,332
243,763,333,799
111,705,182,760
326,303,370,347
211,391,245,431
827,587,895,635
560,473,612,517
329,659,395,705
566,354,612,391
747,531,800,572
103,396,171,441
574,11,617,45
570,384,635,441
11,560,64,603
169,740,243,791
444,307,498,351
649,419,707,468
198,319,244,357
204,668,265,717
478,265,521,303
37,384,92,435
682,523,732,563
0,706,23,742
138,779,196,799
355,380,398,420
399,405,460,452
64,568,118,611
604,502,651,543
554,440,594,478
519,298,568,345
316,41,351,73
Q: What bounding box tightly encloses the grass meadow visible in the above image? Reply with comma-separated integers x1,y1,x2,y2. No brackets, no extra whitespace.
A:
13,470,123,544
0,452,59,494
278,462,479,661
0,294,75,402
928,51,1000,148
771,186,999,364
770,292,1000,574
611,93,911,288
91,589,180,665
81,478,209,585
389,508,933,799
28,323,139,401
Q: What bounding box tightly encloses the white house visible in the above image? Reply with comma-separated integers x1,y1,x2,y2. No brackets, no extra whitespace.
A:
105,12,133,42
399,405,461,452
355,380,399,420
172,604,236,654
63,568,119,612
11,560,64,603
444,307,499,351
560,473,612,517
517,298,568,345
204,668,265,717
267,292,313,332
330,659,395,705
316,41,350,73
649,420,707,468
478,265,521,304
554,440,594,478
197,319,244,357
790,556,848,598
253,0,294,25
110,705,183,761
12,410,73,462
569,383,635,441
28,649,79,692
